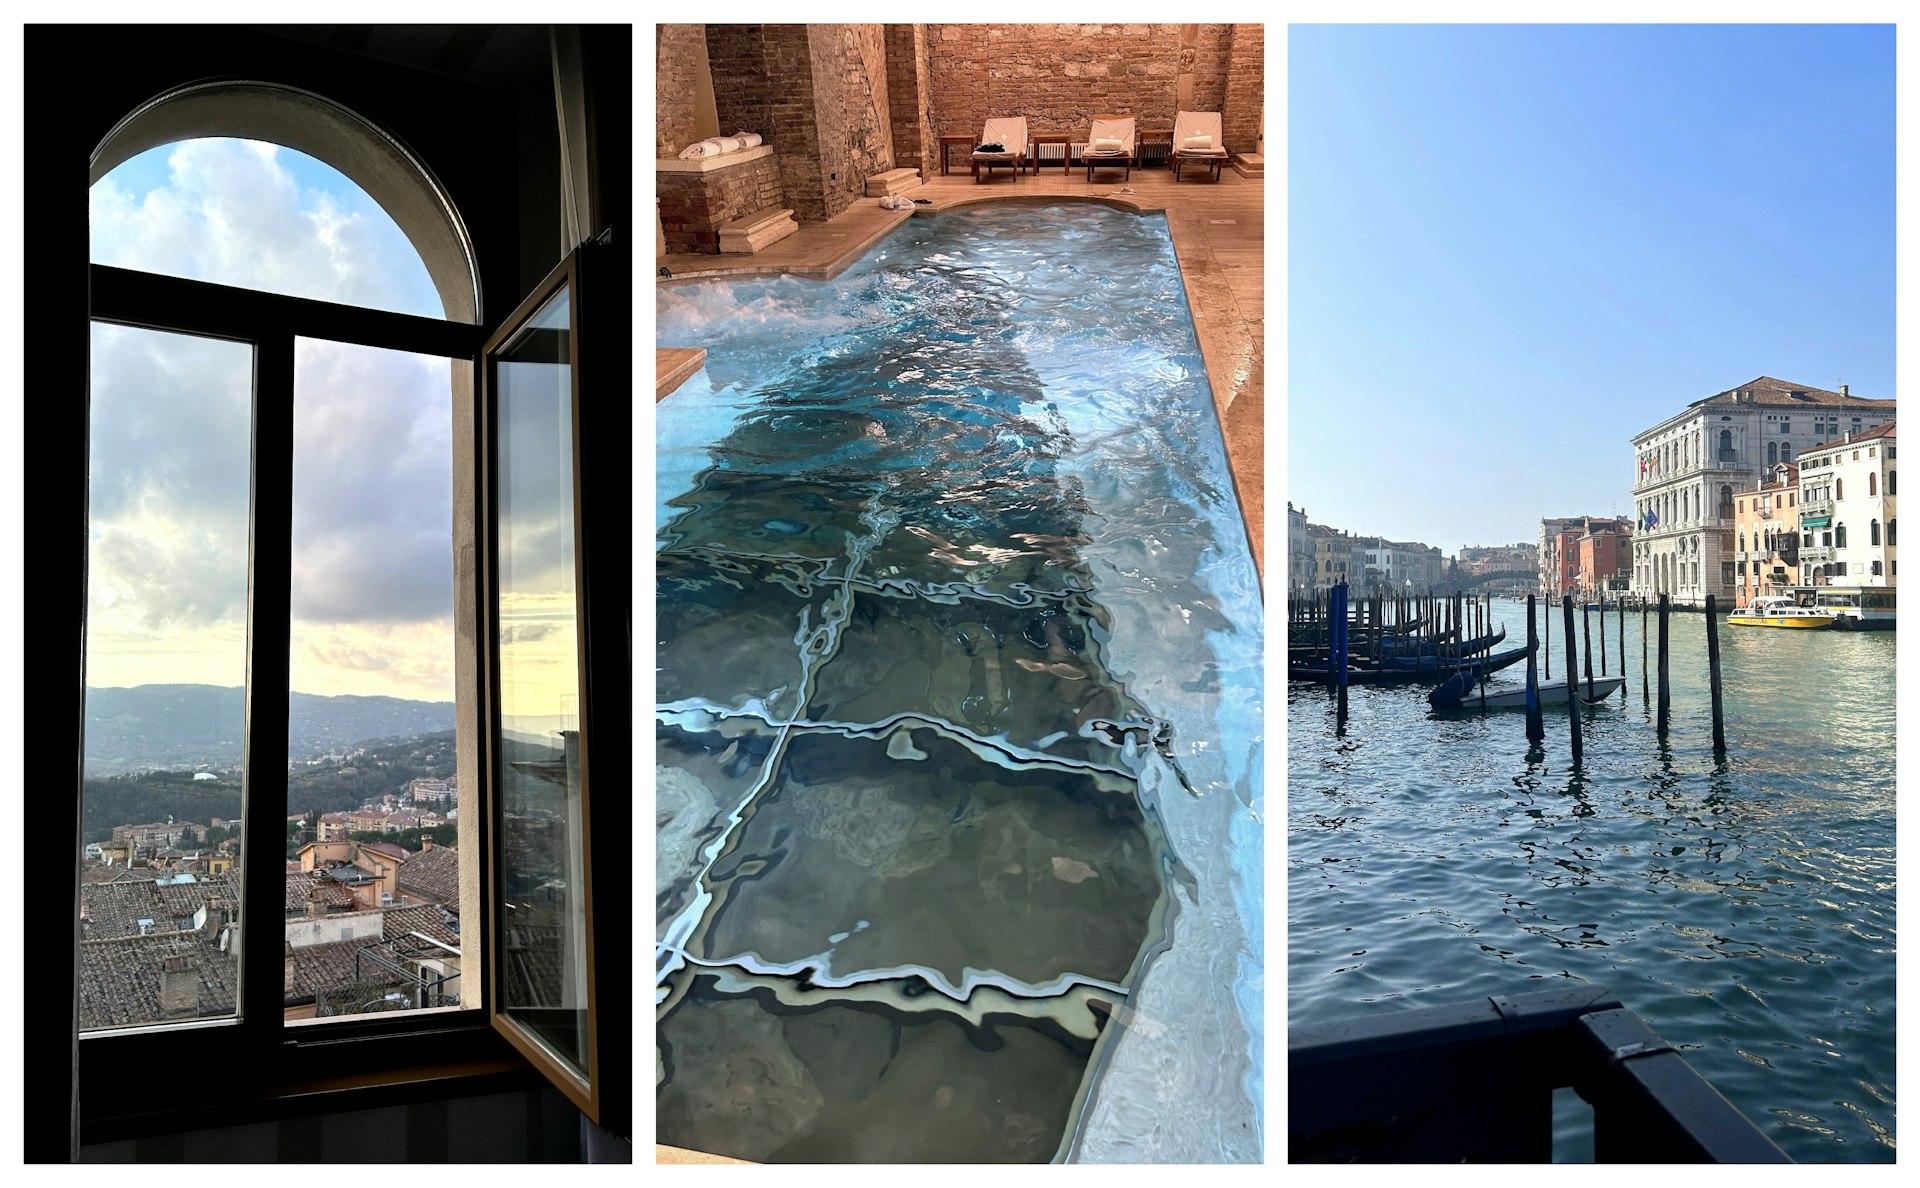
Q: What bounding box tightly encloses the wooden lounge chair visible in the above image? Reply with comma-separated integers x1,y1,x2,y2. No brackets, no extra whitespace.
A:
970,116,1027,183
1171,110,1229,182
1083,114,1135,182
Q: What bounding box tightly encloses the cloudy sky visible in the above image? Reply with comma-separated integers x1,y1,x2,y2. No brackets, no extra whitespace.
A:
88,138,456,702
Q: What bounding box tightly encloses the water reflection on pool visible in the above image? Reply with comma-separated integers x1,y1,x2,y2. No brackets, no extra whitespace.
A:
656,206,1263,1162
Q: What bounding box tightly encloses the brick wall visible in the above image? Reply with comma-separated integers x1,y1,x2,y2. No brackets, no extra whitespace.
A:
884,24,936,182
925,23,1234,142
656,156,785,254
706,24,775,150
656,25,707,159
1221,23,1264,156
809,24,894,220
704,23,894,225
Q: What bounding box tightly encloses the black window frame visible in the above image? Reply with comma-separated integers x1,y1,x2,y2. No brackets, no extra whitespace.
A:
62,264,543,1149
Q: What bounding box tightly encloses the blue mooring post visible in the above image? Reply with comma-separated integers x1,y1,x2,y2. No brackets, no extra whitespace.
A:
1524,594,1543,742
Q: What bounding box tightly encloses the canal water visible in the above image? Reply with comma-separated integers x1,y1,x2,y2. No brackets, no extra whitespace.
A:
1288,598,1895,1162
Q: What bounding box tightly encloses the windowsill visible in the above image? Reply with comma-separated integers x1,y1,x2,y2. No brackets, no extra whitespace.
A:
80,1022,539,1146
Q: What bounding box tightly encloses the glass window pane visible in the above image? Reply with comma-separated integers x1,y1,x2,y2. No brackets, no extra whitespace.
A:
493,284,587,1075
285,338,470,1023
90,138,443,320
81,322,251,1032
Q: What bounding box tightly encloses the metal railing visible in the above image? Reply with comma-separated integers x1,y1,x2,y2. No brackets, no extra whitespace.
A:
1290,986,1790,1163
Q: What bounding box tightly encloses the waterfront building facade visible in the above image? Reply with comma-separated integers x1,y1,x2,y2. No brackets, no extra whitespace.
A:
1539,515,1627,597
1630,377,1895,606
1287,502,1312,596
1797,422,1896,588
1575,522,1633,599
1311,529,1352,590
1731,462,1800,607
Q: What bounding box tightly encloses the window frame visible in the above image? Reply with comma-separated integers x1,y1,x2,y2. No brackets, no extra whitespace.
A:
65,263,542,1146
477,240,631,1134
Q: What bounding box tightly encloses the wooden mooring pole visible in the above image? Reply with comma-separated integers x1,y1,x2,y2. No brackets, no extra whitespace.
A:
1656,594,1672,736
1561,595,1582,764
1641,600,1650,706
1525,594,1544,743
1618,601,1627,700
1582,602,1595,702
1706,593,1726,757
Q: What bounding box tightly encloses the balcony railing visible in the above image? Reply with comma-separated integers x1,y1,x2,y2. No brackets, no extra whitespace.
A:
1802,493,1833,514
1801,546,1833,564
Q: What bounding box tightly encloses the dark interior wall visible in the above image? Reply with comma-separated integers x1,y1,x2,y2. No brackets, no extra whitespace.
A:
78,1086,584,1163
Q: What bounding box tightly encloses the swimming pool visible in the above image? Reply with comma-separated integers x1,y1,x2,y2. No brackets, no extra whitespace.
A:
655,204,1263,1162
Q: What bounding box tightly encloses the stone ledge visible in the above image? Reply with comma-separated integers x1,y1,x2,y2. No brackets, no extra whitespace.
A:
719,207,799,254
865,167,923,197
655,143,775,174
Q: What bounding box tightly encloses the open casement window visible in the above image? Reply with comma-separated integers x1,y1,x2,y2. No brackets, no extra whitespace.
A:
480,239,630,1132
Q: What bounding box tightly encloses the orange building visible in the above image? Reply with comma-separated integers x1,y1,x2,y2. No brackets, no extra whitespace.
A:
1732,462,1800,605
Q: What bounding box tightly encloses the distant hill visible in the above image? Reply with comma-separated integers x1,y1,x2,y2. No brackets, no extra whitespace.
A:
84,684,456,775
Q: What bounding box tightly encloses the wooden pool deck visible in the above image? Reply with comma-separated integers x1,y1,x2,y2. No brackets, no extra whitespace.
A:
655,166,1265,576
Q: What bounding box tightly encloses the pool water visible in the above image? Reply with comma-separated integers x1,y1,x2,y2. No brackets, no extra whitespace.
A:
655,205,1264,1163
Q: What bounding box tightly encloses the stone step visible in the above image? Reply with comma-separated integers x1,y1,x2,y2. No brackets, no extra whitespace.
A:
1230,153,1264,178
864,167,923,197
718,206,799,254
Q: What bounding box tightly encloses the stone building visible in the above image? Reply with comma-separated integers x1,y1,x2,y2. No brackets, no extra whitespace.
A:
1796,421,1897,588
1629,377,1895,606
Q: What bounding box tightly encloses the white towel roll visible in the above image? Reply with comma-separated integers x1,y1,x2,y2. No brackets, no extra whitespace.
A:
731,131,764,148
710,136,744,154
678,140,721,159
1094,137,1124,151
1182,134,1214,149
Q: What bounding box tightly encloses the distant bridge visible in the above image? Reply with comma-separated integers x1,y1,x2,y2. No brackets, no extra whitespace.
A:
1440,569,1538,592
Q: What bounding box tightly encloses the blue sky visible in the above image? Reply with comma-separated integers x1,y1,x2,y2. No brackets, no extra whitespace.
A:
1288,24,1895,553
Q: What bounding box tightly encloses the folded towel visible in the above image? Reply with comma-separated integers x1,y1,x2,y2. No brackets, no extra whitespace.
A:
976,142,1004,153
1182,134,1213,149
731,131,763,148
709,136,744,154
678,140,721,159
1093,137,1124,151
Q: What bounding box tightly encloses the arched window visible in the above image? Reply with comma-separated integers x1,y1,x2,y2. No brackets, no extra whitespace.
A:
1738,532,1746,552
1719,428,1733,460
1719,484,1733,517
1781,443,1793,460
1767,440,1778,466
1837,524,1848,548
1870,473,1877,496
1837,477,1844,499
1871,520,1880,546
1889,470,1897,495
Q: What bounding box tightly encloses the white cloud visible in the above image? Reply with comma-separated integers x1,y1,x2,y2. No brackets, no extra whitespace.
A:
86,141,455,700
90,138,439,318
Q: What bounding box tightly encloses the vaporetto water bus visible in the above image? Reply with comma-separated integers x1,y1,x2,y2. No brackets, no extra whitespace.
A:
1798,585,1897,630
